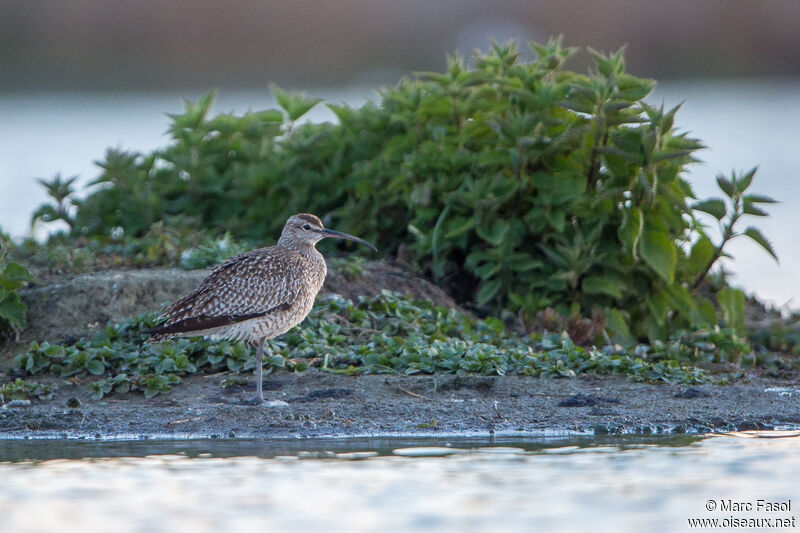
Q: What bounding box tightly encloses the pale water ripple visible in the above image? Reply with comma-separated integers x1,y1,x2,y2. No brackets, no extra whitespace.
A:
0,432,798,533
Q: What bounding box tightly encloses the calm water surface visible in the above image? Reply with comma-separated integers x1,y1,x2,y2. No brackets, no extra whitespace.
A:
0,431,798,533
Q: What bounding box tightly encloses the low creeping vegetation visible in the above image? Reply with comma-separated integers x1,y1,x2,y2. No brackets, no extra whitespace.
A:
0,378,53,403
10,291,786,401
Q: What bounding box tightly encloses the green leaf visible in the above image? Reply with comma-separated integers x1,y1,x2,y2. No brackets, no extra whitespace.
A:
743,226,778,262
1,262,34,286
0,298,26,329
651,149,691,163
743,194,778,204
666,284,697,319
178,90,215,127
692,198,726,220
545,209,566,232
476,279,502,305
688,236,715,274
443,217,475,239
114,376,131,394
716,175,736,197
31,205,59,224
582,276,625,299
475,220,509,247
646,290,670,325
272,84,291,115
87,359,106,376
44,344,64,357
605,308,633,346
735,167,757,192
431,204,451,278
640,313,666,341
695,297,717,325
742,200,768,217
255,109,285,123
271,84,322,121
717,287,745,333
507,256,543,273
640,231,677,283
473,260,502,280
618,207,643,258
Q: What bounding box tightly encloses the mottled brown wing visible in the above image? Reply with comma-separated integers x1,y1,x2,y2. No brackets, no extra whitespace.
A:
158,246,308,328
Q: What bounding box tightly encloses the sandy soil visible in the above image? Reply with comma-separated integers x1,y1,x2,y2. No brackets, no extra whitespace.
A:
1,371,799,439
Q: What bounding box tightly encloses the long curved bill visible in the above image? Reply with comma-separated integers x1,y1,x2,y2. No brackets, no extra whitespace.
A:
320,228,377,252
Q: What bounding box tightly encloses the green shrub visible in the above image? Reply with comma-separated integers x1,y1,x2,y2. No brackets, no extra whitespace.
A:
33,38,776,340
0,232,34,346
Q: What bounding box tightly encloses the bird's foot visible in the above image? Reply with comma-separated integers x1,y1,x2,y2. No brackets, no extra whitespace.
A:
241,397,289,407
242,396,264,406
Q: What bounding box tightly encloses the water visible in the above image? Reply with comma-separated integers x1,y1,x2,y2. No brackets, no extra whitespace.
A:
1,431,798,532
1,80,799,306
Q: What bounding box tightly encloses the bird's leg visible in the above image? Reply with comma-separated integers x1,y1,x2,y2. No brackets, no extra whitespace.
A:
255,337,266,404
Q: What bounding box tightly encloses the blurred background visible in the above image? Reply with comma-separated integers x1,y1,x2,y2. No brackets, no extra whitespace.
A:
1,0,798,306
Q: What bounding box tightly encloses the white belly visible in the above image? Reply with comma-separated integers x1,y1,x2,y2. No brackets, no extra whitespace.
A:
198,295,316,344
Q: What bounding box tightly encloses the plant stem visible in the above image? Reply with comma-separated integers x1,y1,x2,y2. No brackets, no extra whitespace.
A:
691,221,736,291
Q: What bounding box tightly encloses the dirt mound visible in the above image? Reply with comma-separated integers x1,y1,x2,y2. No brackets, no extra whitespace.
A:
12,261,457,348
324,261,456,306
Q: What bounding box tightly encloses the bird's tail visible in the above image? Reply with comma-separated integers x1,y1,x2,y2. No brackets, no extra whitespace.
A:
143,333,175,344
142,322,177,344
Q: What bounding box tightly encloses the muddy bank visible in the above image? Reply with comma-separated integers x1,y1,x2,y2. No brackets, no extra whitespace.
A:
2,372,799,439
3,264,800,440
10,261,458,350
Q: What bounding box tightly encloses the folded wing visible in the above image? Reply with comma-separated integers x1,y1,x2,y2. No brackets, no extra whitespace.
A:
147,247,308,337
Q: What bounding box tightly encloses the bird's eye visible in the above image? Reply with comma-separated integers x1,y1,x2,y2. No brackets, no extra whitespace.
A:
302,224,311,230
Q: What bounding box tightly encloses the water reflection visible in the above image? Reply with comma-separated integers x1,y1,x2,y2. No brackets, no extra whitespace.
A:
0,433,704,462
0,432,797,533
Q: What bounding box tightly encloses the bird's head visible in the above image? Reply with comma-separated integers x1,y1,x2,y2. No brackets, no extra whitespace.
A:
279,213,377,252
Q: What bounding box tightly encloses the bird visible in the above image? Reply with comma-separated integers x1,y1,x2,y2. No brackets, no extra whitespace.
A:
145,213,376,403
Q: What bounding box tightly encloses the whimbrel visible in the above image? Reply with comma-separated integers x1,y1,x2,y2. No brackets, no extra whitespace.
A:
146,213,376,403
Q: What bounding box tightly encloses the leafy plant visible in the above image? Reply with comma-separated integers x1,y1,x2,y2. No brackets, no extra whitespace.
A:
26,38,777,341
691,167,778,286
0,233,35,345
751,320,800,356
31,174,78,230
690,168,778,334
0,378,53,402
88,374,131,400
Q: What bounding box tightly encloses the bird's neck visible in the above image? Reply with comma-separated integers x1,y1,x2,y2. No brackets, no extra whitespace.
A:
278,240,324,264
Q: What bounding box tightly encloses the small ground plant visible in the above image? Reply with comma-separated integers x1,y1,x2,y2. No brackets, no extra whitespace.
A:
0,378,53,403
19,291,783,400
